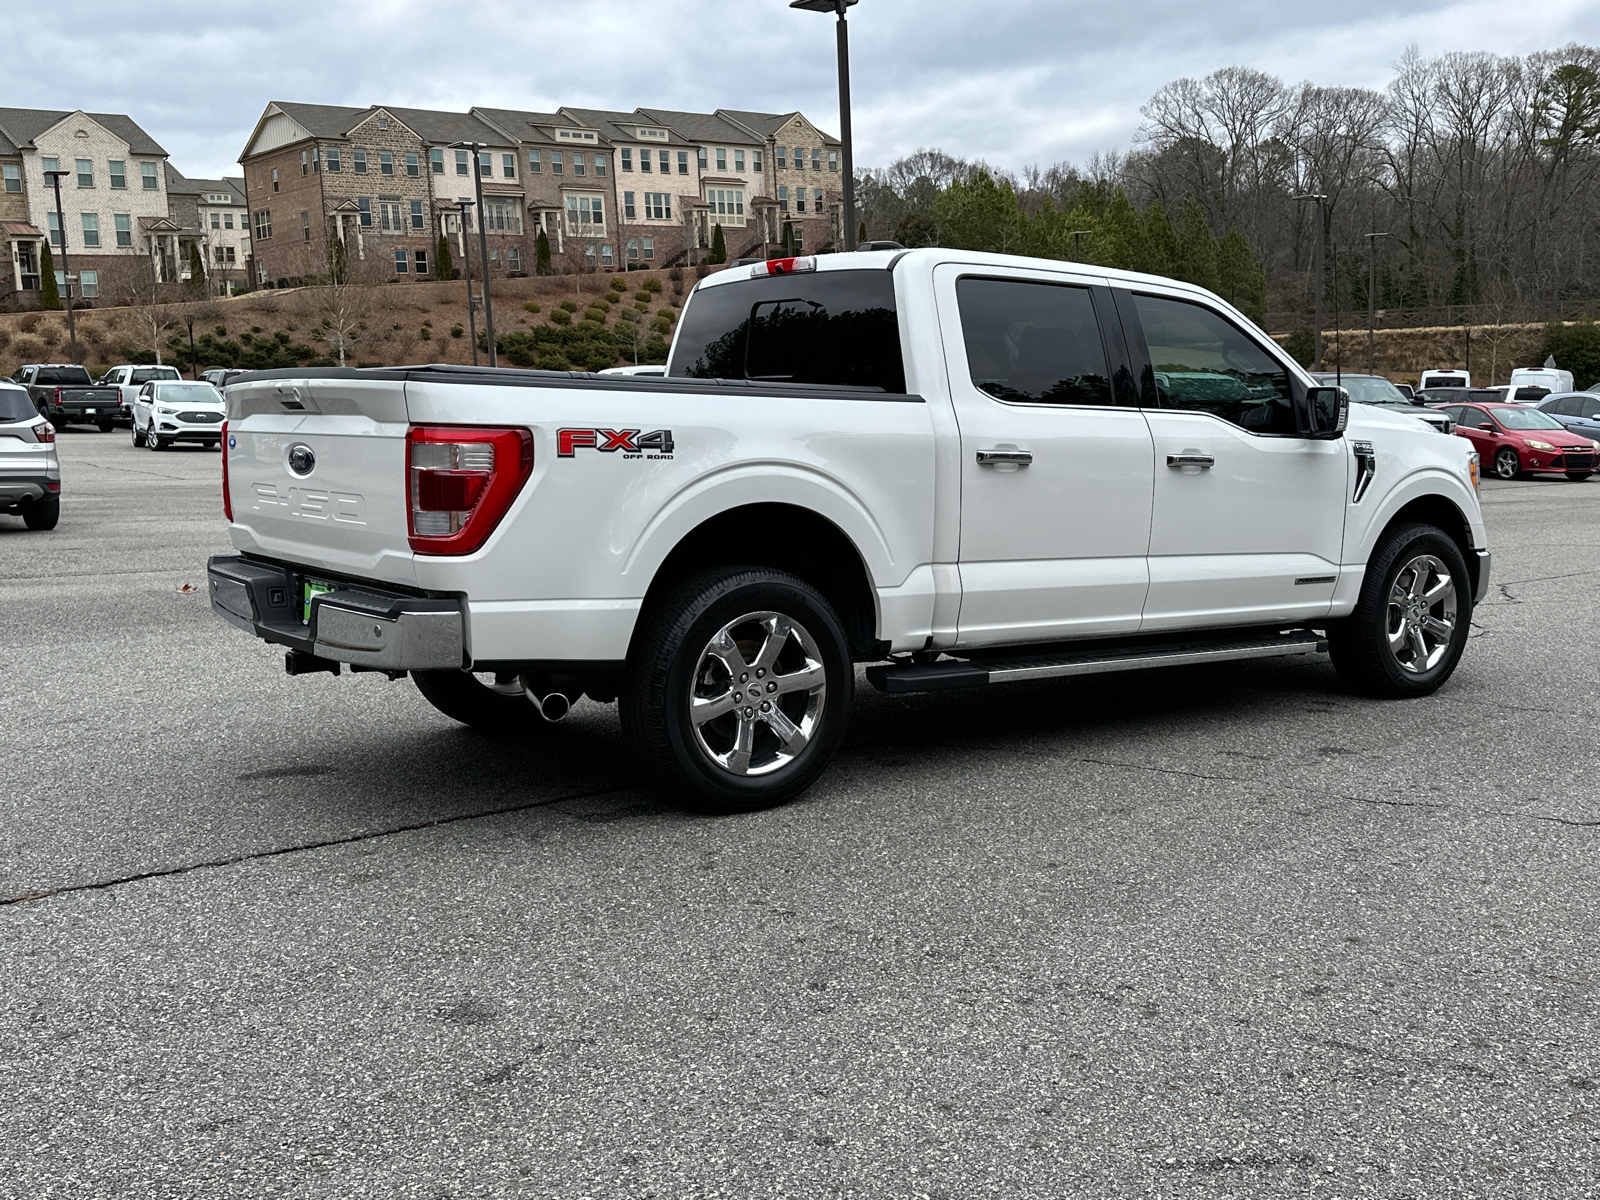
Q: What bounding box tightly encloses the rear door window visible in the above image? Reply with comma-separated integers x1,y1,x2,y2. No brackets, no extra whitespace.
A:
953,278,1112,406
1130,294,1294,434
670,269,905,392
36,367,93,386
1581,398,1600,419
0,387,35,422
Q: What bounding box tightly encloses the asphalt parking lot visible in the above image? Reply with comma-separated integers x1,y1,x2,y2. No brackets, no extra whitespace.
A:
2,428,1597,1199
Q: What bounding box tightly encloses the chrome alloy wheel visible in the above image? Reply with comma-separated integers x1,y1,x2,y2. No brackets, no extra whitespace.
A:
1386,554,1457,674
689,611,827,776
1494,447,1520,479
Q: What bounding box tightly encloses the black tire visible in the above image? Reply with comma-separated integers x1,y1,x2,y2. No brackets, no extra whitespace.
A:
148,428,164,451
23,494,59,531
412,669,550,735
1492,446,1520,480
132,423,144,447
1567,471,1590,481
1326,522,1472,698
97,421,113,433
619,566,852,813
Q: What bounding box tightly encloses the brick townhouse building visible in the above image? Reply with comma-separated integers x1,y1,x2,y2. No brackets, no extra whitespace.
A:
240,98,847,284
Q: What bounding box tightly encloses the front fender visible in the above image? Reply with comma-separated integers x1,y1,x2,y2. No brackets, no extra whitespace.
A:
1348,465,1484,568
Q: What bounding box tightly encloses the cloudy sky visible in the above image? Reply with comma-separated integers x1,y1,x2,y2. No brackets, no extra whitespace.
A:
17,0,1600,180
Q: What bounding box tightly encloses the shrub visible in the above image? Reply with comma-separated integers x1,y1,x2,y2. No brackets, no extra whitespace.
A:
708,224,727,265
635,290,652,304
436,235,454,282
523,302,540,314
450,325,464,338
250,325,262,333
635,302,650,313
1541,317,1600,390
609,277,628,293
18,313,41,333
694,264,711,280
668,266,684,283
550,308,571,325
356,360,384,369
10,334,44,361
214,325,227,337
1284,326,1315,367
641,276,662,293
40,244,59,309
559,300,578,313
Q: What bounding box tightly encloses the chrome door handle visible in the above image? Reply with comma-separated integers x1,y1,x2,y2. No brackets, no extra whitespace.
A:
976,449,1032,466
1166,453,1214,469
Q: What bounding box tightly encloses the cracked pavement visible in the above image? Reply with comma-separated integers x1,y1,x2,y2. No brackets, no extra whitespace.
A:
2,431,1597,1198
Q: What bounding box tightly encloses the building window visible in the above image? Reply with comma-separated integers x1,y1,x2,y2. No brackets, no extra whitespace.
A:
394,249,408,273
210,212,220,229
455,149,468,175
225,246,236,265
47,212,60,246
778,186,788,212
302,210,311,241
270,167,279,191
484,200,521,233
115,213,132,246
430,148,443,174
623,191,636,219
753,150,763,171
594,154,607,177
415,248,428,274
643,192,670,221
508,247,522,273
735,149,745,172
3,164,19,192
358,197,371,228
642,236,654,261
215,245,226,264
224,212,234,230
354,149,367,174
584,244,596,266
76,158,94,187
671,150,682,174
794,147,805,170
528,150,541,174
253,209,272,239
620,148,632,171
627,237,639,261
479,151,492,177
379,201,403,232
564,194,604,231
698,147,708,169
410,199,424,229
776,148,786,170
601,243,613,267
829,150,838,172
551,152,563,175
380,151,394,175
105,160,125,189
708,188,744,222
326,148,341,172
378,117,389,131
80,213,99,246
79,269,97,298
300,150,309,175
796,189,806,213
405,152,418,176
792,225,803,250
503,153,516,178
715,148,726,171
574,154,586,177
813,149,822,171
43,156,60,179
638,148,650,173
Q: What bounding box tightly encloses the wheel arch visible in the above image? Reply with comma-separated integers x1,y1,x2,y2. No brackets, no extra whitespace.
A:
636,503,883,660
1372,492,1480,598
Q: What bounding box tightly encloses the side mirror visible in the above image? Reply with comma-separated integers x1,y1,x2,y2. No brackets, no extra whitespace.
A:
1294,384,1347,439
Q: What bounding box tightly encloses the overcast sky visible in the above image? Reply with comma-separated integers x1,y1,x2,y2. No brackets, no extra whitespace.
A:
17,0,1600,180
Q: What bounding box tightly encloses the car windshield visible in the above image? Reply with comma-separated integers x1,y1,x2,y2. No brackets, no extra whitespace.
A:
153,382,223,403
1322,376,1410,405
0,386,35,422
131,367,180,384
1492,406,1564,430
36,367,93,386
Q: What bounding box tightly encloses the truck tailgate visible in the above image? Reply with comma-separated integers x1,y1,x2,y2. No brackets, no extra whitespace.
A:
226,377,415,585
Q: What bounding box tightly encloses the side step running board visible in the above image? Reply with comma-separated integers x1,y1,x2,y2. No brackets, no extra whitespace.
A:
865,631,1327,694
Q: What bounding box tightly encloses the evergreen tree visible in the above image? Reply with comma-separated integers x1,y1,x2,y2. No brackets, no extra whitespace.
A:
858,219,868,244
40,242,60,309
329,238,347,284
1143,201,1178,278
781,221,796,257
1216,229,1267,321
1173,200,1220,293
436,235,453,280
1099,190,1154,274
929,170,1024,254
709,223,727,264
535,230,552,275
893,211,938,247
188,241,207,287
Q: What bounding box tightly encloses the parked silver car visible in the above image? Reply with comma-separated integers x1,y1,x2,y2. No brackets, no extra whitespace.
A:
0,381,60,530
1312,372,1456,434
130,380,226,450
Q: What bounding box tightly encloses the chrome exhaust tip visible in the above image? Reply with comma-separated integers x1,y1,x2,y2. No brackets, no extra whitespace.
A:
524,686,572,722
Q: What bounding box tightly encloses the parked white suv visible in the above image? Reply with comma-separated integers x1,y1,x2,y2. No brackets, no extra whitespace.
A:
0,381,60,530
131,380,226,449
208,249,1489,812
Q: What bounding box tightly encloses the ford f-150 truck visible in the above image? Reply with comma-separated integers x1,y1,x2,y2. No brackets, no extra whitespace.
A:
16,363,123,431
207,249,1489,812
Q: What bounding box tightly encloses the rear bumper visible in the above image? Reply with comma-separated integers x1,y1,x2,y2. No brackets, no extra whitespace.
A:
207,554,466,671
0,474,60,505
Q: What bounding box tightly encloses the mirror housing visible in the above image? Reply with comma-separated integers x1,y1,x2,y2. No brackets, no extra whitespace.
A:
1294,384,1348,439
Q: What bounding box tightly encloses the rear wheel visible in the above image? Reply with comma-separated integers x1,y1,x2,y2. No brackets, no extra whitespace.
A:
1493,447,1520,479
97,421,113,433
1326,523,1472,698
23,495,59,531
620,567,852,813
412,669,550,735
132,423,145,447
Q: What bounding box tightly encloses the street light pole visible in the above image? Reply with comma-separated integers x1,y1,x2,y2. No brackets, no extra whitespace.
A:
1364,231,1393,375
451,142,497,367
186,315,197,379
1068,229,1092,260
1292,193,1328,371
43,170,79,364
457,200,478,367
792,0,860,252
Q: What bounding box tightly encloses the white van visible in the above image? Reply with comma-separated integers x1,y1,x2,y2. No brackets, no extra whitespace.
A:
1509,366,1574,394
1420,369,1470,389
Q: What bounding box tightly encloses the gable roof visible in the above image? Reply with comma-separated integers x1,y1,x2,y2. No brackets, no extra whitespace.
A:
269,101,372,139
473,107,605,148
186,176,246,204
560,107,695,147
718,109,839,146
383,106,513,148
0,107,167,156
163,162,197,194
636,108,763,146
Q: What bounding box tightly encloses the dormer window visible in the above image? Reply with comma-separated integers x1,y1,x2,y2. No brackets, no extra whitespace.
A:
378,117,389,130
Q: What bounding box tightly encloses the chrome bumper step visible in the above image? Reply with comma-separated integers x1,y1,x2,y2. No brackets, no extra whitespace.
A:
865,630,1327,694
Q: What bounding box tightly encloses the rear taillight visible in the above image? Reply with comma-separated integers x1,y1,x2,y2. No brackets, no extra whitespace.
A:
220,420,232,521
36,421,55,443
54,387,63,402
406,425,533,555
752,255,816,277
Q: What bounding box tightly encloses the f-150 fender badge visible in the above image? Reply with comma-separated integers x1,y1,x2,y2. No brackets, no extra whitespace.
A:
557,428,674,459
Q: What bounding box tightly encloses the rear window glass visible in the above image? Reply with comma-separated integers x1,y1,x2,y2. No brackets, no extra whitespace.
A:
0,386,35,422
956,278,1111,406
670,269,905,392
36,367,93,386
131,367,180,384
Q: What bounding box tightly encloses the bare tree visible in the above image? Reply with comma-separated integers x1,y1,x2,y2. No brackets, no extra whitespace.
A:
289,237,387,367
98,257,184,364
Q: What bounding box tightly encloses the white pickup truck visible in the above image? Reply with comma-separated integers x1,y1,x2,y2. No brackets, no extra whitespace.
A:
207,249,1489,811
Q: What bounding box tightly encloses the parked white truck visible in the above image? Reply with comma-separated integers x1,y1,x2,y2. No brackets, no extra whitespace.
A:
208,249,1489,811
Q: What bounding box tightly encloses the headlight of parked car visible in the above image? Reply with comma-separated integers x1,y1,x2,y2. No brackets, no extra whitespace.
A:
1526,439,1556,451
155,405,175,415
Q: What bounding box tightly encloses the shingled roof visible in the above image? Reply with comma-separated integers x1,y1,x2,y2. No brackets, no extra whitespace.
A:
0,107,168,156
718,109,840,146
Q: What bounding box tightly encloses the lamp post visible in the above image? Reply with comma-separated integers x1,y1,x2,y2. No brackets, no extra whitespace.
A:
450,142,497,367
1068,229,1092,260
791,0,859,252
43,169,80,364
1363,231,1393,375
186,315,197,379
456,199,478,367
1292,193,1328,371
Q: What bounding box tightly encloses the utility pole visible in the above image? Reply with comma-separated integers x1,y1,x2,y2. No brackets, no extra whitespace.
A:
1069,229,1091,261
1293,193,1328,371
451,142,497,366
458,200,477,367
43,170,79,364
1364,231,1393,375
792,0,860,251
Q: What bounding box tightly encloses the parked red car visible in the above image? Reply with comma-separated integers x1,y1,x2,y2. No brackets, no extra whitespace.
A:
1429,399,1599,480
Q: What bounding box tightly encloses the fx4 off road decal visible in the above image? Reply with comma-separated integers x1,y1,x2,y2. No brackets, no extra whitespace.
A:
557,428,675,459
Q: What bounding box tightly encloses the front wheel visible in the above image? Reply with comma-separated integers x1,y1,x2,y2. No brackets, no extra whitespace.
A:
1493,447,1520,479
1326,523,1472,698
412,669,551,735
148,428,164,451
1567,471,1591,482
620,567,852,813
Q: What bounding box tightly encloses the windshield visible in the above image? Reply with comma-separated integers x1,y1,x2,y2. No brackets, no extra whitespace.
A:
1320,376,1409,405
153,382,223,403
131,367,180,384
36,367,92,386
1492,406,1564,430
0,386,35,422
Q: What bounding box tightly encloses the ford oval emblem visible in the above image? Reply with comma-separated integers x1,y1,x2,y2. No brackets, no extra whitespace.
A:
227,434,236,449
287,444,316,476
